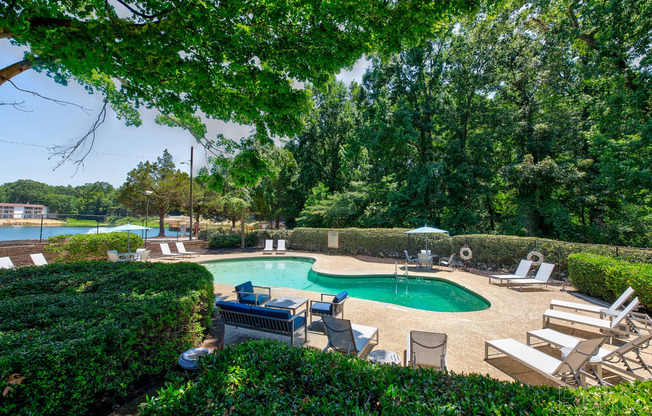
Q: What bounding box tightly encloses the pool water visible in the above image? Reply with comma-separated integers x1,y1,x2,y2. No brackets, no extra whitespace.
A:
203,257,490,312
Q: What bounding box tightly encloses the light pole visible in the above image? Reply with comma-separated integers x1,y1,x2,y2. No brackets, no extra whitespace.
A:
145,190,153,247
180,146,194,241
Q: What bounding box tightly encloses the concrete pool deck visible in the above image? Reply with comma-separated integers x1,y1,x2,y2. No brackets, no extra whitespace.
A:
173,251,640,387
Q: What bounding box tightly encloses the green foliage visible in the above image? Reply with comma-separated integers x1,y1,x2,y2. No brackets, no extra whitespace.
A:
208,233,258,249
141,339,652,415
45,233,143,262
568,253,652,308
0,262,214,416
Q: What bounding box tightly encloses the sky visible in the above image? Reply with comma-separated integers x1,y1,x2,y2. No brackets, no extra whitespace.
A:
0,39,368,188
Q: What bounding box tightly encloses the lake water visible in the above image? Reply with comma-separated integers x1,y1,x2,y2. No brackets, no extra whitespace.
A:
0,225,180,242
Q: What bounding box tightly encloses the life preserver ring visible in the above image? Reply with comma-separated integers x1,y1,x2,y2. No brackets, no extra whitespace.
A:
459,247,473,261
527,251,544,266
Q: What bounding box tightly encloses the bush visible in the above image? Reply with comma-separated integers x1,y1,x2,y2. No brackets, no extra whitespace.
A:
208,233,258,249
0,261,215,415
568,253,652,308
45,233,143,262
141,339,652,415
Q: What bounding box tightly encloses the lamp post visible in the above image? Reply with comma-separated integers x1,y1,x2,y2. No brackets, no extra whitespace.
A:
145,190,153,247
181,146,194,241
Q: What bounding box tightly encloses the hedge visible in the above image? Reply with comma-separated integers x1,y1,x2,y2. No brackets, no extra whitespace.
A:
208,233,258,249
255,229,652,277
45,232,143,262
141,339,652,415
568,253,652,309
0,261,215,415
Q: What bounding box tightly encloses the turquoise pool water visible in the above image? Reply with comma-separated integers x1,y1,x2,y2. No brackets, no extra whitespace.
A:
203,257,490,312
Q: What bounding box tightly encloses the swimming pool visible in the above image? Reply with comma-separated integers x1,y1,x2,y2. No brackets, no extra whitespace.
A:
203,257,490,312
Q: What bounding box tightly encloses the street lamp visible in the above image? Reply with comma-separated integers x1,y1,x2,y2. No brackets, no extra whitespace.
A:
180,146,194,241
145,190,153,247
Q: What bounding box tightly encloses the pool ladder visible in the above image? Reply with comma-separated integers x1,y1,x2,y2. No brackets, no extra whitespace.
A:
395,262,409,280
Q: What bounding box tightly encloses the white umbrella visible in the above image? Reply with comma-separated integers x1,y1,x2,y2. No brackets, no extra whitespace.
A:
405,225,448,252
110,223,152,252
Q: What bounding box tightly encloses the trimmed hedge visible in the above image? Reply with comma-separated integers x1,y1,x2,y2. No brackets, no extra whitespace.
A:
208,233,258,249
0,261,215,415
141,340,652,415
45,232,143,262
568,253,652,309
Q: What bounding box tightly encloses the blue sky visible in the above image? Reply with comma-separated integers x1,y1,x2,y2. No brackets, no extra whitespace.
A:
1,39,366,188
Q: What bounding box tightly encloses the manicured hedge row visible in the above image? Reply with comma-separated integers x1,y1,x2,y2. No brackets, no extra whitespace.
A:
141,340,652,415
208,233,258,249
0,261,215,416
256,229,652,277
45,232,143,261
568,253,652,309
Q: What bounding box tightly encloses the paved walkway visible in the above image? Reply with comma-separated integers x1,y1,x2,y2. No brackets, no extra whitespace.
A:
173,251,620,387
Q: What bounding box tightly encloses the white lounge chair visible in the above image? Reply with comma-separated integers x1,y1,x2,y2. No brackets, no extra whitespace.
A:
438,254,460,270
0,257,15,269
527,328,652,383
550,287,635,319
175,242,199,258
543,297,641,336
159,243,183,259
485,336,607,387
134,248,147,261
404,330,449,371
30,253,48,266
503,262,555,291
321,316,379,358
488,259,533,286
138,250,152,262
263,239,274,254
277,239,286,254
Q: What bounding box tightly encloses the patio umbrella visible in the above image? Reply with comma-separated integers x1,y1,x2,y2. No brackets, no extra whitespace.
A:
110,223,152,252
405,225,449,252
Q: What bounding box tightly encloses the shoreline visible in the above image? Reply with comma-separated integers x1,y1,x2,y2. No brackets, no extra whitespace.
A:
0,218,66,226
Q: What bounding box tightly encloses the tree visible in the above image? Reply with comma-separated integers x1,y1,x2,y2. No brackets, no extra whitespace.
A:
75,182,117,215
1,1,481,145
117,150,190,237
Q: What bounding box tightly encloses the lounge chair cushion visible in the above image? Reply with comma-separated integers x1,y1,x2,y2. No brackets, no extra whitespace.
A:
239,294,272,305
236,281,254,294
216,301,251,314
310,302,332,315
333,291,348,304
251,305,291,320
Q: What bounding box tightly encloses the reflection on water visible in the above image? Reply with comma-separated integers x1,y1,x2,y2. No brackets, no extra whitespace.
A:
0,225,179,241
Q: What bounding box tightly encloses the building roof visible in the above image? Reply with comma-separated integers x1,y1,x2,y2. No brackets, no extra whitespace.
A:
0,203,48,208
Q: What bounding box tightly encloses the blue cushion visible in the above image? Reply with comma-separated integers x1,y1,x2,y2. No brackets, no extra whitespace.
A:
310,302,332,315
216,301,251,314
239,294,271,305
250,305,291,320
333,291,348,304
236,281,254,294
291,316,306,330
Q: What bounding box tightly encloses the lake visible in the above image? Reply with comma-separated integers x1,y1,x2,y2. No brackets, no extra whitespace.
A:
0,225,181,242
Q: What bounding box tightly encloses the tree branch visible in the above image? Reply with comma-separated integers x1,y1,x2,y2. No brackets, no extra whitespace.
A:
3,78,92,113
113,0,172,20
0,100,32,112
0,59,33,86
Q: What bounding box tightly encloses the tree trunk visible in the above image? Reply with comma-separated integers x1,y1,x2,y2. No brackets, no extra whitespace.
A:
0,59,33,86
158,210,166,237
240,207,245,248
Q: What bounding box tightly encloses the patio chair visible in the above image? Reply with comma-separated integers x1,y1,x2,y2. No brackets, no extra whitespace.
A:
263,239,274,254
404,330,449,371
438,254,460,270
503,262,555,291
321,316,379,358
234,280,272,305
417,253,432,270
488,260,533,286
138,250,152,262
550,287,635,319
485,336,607,387
404,250,418,265
527,328,652,383
0,257,15,269
175,242,199,258
159,243,183,259
277,239,286,254
107,250,127,262
134,248,147,261
310,291,349,328
30,253,48,266
543,297,641,337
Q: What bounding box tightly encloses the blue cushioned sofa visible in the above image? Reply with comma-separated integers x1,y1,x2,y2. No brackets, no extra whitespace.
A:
217,300,307,345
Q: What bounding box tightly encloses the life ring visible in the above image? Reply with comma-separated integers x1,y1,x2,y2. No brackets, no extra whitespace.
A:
459,247,473,261
527,251,544,266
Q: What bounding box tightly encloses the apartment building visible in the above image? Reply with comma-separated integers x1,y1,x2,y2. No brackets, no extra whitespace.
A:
0,203,49,219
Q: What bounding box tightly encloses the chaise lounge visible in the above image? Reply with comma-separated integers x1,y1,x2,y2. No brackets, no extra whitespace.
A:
550,287,635,319
488,259,533,286
321,316,379,358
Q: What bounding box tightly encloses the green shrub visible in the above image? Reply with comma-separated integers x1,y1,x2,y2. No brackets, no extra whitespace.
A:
208,233,258,249
0,261,214,416
198,227,233,241
568,253,652,308
141,339,652,415
45,233,143,261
